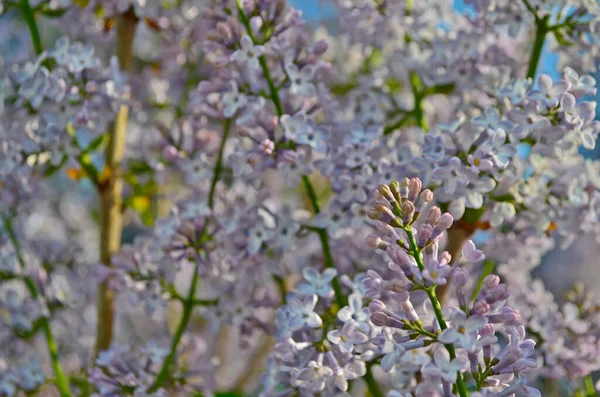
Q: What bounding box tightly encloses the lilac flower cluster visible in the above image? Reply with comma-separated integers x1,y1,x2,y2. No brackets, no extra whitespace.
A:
2,0,600,396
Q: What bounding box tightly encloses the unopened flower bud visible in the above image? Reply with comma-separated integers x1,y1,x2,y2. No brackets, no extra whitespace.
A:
501,306,521,326
389,180,401,201
471,300,490,315
385,316,406,329
417,224,433,247
378,184,396,203
369,299,386,313
480,324,495,337
490,284,510,302
387,245,412,272
402,201,415,224
407,178,422,202
400,178,410,199
438,213,454,229
370,312,388,327
260,139,275,155
483,275,500,290
366,235,390,250
313,40,329,55
426,206,441,225
453,267,469,288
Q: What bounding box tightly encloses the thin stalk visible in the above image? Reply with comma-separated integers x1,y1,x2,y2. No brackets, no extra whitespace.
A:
526,16,549,80
585,375,597,397
95,9,138,356
20,0,43,56
150,257,201,391
436,225,473,305
364,362,385,397
149,119,233,391
234,0,345,308
3,218,72,397
406,229,469,397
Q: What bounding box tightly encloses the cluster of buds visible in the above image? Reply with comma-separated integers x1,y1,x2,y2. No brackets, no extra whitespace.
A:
367,178,434,228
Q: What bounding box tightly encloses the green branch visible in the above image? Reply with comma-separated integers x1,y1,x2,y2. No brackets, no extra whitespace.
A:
149,119,233,391
234,0,345,309
20,0,43,56
3,217,72,397
406,229,469,397
364,362,385,397
526,16,549,80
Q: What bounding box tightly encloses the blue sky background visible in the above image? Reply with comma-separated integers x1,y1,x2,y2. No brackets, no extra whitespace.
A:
291,0,560,80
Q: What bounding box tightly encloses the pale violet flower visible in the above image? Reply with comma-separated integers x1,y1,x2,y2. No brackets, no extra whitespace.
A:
527,74,570,109
438,310,488,351
327,320,369,354
431,157,468,195
296,360,333,392
485,202,516,227
287,294,323,331
421,348,468,383
286,63,316,97
222,82,248,117
231,35,265,69
297,267,338,298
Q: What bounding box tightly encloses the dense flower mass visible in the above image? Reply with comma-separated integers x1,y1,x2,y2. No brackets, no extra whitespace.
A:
2,0,600,396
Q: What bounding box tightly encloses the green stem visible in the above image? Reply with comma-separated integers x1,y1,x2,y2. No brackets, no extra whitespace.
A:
406,229,469,397
149,257,201,391
526,16,549,80
208,118,232,208
471,260,496,301
409,71,427,131
149,119,232,391
364,362,385,397
3,218,72,397
20,0,43,56
234,0,283,116
585,375,597,397
235,0,345,308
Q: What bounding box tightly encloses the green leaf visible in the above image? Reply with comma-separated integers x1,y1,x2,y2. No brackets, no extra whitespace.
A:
462,206,486,224
84,133,108,153
423,83,456,97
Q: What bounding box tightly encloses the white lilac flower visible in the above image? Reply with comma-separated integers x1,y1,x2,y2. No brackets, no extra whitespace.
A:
485,202,516,227
562,67,597,97
222,81,248,117
431,157,468,195
561,92,596,128
421,134,445,162
247,223,272,255
286,63,316,97
338,292,370,331
467,151,493,174
438,310,487,352
380,328,406,372
281,112,327,151
527,74,570,109
422,257,451,286
296,360,333,392
421,348,468,383
506,105,551,140
231,35,265,69
478,129,516,169
287,294,323,331
297,267,338,298
327,320,369,354
472,106,508,134
338,174,369,204
461,240,485,264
